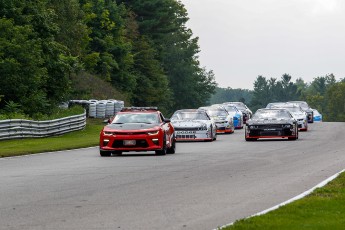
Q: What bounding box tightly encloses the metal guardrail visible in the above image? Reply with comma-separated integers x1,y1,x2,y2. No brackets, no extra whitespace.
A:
0,112,86,140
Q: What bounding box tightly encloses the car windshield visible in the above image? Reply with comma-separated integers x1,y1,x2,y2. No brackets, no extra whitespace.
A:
229,103,246,110
207,110,228,117
253,110,291,119
282,107,303,113
171,111,209,120
112,113,159,124
289,102,309,110
223,105,238,113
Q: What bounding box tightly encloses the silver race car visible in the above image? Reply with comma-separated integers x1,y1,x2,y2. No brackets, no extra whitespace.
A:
171,109,217,141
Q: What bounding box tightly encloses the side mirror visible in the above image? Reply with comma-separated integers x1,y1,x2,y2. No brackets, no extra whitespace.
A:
164,118,171,123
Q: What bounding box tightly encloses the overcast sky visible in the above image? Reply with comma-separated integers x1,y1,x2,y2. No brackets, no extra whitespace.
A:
180,0,345,89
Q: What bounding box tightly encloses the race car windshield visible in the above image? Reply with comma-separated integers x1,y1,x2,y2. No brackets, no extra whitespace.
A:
207,110,228,117
112,113,159,124
223,106,237,112
283,107,303,113
253,110,291,119
171,112,209,120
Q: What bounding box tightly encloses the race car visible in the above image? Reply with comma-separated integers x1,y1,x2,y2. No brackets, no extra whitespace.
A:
268,103,308,131
223,102,252,124
312,109,323,122
171,109,217,141
99,107,175,156
287,101,314,123
214,104,244,129
198,106,235,134
245,108,298,141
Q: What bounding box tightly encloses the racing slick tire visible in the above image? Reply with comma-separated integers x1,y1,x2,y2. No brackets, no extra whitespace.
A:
245,137,257,141
100,150,111,157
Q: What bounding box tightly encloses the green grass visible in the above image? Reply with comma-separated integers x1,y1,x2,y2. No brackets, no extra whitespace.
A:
0,118,105,157
223,172,345,230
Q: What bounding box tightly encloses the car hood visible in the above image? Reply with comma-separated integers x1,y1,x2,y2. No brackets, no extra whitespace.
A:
172,120,207,127
248,118,294,125
105,123,159,131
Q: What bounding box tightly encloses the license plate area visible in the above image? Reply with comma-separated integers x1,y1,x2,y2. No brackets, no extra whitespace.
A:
123,140,136,146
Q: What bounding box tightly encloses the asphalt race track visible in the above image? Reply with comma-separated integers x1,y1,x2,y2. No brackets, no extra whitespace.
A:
1,122,345,230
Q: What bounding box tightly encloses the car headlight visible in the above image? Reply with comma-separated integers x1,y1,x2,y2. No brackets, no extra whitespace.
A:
249,125,258,129
147,130,160,135
282,124,291,128
103,131,114,136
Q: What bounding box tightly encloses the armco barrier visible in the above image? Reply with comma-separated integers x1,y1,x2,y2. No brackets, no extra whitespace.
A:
0,112,86,140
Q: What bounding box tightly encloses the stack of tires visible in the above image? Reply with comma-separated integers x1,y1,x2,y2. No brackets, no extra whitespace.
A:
96,101,107,118
114,100,125,114
88,101,97,118
105,101,115,117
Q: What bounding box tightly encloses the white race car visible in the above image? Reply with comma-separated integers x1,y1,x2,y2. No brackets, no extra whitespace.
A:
171,109,217,141
198,106,234,134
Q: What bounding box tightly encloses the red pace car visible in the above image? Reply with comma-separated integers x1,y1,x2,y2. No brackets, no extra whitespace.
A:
99,107,176,156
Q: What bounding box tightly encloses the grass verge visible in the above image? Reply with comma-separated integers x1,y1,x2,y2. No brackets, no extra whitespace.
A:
223,172,345,230
0,118,104,157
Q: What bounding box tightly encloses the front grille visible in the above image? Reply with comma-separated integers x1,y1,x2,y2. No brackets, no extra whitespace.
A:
249,129,293,137
176,134,196,139
217,127,226,130
112,140,149,148
175,127,205,131
114,132,147,135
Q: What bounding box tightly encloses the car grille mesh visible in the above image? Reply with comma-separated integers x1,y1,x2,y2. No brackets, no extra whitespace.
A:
112,140,149,148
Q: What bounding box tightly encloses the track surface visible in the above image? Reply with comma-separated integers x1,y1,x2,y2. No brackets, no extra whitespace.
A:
1,122,345,230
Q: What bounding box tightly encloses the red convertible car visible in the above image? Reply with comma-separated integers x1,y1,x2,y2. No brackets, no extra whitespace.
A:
99,107,175,156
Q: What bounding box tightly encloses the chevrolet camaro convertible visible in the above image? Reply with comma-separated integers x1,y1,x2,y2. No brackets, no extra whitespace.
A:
245,108,298,141
99,107,175,156
171,109,217,141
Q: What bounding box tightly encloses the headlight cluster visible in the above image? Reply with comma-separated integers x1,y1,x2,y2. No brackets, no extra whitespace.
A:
103,131,115,136
249,125,259,129
282,124,291,128
147,130,160,135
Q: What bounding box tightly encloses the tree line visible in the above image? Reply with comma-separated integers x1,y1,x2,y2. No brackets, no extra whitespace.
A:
0,0,216,117
211,73,345,121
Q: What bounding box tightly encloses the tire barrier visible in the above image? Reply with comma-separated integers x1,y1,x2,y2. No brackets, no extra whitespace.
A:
69,99,124,118
0,112,86,140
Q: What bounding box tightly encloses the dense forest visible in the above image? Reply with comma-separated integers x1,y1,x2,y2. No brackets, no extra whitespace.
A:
1,0,344,121
211,73,345,121
0,0,216,117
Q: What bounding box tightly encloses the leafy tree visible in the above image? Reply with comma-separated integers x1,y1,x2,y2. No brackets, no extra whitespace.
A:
0,0,72,115
48,0,90,57
120,0,216,111
210,87,253,105
250,75,271,111
80,0,136,92
325,82,345,121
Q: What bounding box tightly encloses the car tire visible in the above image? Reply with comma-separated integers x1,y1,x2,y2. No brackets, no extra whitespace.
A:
100,150,111,157
167,137,176,154
245,137,257,141
156,135,167,155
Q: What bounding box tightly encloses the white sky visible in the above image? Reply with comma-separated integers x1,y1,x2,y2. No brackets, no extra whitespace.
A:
180,0,345,89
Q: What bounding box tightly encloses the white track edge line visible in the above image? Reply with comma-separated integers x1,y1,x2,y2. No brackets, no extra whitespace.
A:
215,168,345,230
0,146,98,160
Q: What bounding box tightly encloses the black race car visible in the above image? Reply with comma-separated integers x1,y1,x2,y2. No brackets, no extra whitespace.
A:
245,108,298,141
